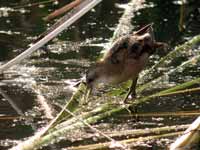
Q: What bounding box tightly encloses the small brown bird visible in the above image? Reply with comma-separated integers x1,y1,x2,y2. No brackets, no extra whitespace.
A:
86,24,165,102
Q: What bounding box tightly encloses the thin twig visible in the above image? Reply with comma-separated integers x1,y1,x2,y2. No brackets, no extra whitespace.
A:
13,0,56,9
44,0,82,21
0,116,20,120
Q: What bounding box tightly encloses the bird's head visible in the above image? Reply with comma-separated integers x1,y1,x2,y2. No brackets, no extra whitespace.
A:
85,62,104,90
131,23,166,55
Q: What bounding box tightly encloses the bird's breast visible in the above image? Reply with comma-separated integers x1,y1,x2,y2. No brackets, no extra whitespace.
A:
126,52,149,73
97,52,149,85
110,52,149,84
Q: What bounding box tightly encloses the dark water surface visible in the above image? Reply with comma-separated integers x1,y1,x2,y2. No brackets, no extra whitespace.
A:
0,0,200,149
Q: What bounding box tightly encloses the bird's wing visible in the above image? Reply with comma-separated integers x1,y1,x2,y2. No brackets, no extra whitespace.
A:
108,35,130,64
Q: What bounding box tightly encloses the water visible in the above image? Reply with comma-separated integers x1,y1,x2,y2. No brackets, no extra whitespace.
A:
0,0,200,149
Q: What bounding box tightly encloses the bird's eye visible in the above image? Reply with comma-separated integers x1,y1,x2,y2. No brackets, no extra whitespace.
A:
87,78,94,83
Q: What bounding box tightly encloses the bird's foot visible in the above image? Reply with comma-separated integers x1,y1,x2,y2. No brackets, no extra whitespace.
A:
123,93,136,104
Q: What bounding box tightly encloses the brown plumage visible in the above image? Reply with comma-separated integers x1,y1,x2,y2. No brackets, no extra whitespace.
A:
86,24,165,102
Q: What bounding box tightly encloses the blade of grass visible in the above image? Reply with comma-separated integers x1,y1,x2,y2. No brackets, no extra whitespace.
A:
118,110,200,118
153,87,200,97
76,124,189,141
67,132,183,150
170,117,200,150
41,82,87,135
140,35,200,84
63,107,127,150
138,54,200,93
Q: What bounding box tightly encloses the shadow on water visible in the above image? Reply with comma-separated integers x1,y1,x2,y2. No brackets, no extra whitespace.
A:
0,0,199,149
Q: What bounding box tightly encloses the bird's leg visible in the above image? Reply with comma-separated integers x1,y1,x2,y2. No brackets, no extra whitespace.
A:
123,77,139,121
123,77,138,103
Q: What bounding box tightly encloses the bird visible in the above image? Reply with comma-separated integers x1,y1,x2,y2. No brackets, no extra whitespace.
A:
85,24,165,103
